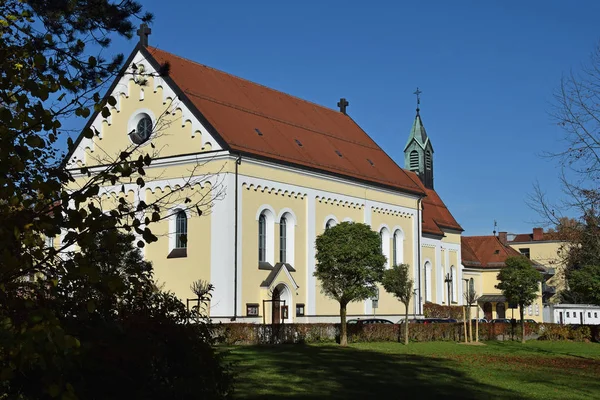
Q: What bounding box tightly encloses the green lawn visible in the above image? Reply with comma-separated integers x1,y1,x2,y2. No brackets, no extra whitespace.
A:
223,341,600,399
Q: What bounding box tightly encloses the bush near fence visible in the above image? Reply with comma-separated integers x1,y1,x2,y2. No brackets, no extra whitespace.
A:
213,322,596,345
423,302,464,320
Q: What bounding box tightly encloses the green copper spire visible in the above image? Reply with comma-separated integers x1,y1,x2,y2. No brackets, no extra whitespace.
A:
404,88,434,189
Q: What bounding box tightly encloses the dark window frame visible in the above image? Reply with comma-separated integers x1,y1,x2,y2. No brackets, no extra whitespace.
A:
175,210,188,249
258,214,266,262
279,216,287,263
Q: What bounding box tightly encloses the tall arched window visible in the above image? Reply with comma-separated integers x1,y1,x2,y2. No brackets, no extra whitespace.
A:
409,150,419,171
469,278,475,294
451,266,457,303
279,216,287,263
424,261,432,302
393,229,404,266
175,210,187,248
379,227,390,268
258,214,266,262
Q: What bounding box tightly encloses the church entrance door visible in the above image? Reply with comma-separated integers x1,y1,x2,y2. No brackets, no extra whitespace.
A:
483,302,492,321
496,302,506,319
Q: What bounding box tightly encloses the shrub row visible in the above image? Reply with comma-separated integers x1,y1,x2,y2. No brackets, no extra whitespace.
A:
423,302,465,320
213,322,597,345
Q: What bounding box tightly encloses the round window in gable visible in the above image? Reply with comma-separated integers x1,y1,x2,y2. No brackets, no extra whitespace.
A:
130,114,152,144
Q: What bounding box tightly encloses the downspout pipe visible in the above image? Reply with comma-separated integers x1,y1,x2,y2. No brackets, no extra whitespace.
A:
417,197,423,316
231,154,242,321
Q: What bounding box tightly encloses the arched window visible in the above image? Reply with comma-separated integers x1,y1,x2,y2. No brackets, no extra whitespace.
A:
258,214,267,262
175,210,187,248
409,150,419,171
379,227,390,268
279,216,287,263
469,277,475,294
425,150,432,170
450,266,457,303
393,229,404,265
326,219,337,229
424,261,432,302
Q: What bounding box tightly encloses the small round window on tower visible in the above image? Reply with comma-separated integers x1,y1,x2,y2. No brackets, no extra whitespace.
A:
130,114,152,144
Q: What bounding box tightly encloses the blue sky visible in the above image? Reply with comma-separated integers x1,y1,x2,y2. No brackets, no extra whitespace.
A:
91,1,600,235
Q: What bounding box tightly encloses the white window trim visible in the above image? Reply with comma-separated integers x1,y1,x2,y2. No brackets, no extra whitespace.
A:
379,224,391,269
324,215,338,230
277,208,297,267
424,260,432,302
451,265,457,303
392,226,405,265
257,205,276,265
168,205,191,252
127,108,157,146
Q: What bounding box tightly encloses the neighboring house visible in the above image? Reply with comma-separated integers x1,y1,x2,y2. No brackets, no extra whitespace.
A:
462,235,544,322
504,228,567,304
64,31,463,323
546,304,600,325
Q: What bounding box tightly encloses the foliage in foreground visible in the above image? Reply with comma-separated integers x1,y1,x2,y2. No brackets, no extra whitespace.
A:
1,231,233,399
0,1,229,398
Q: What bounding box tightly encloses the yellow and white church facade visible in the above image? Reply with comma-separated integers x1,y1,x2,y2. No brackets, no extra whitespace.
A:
66,35,465,323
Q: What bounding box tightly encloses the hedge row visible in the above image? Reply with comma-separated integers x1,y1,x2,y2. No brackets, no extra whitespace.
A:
213,322,599,345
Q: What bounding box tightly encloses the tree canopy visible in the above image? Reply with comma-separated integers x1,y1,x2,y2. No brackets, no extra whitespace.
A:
314,222,386,346
382,264,413,345
496,256,542,343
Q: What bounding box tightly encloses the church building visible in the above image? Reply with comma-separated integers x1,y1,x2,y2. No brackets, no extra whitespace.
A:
66,30,464,323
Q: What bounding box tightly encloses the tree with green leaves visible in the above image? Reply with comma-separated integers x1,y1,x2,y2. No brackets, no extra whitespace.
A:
382,264,413,345
0,1,222,397
567,264,600,305
496,256,542,343
314,222,386,346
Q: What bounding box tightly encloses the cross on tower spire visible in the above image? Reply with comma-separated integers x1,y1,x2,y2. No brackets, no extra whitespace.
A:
413,87,422,115
337,98,349,115
137,23,151,47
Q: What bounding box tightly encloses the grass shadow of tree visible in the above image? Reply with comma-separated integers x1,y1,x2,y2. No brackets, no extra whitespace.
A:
227,344,526,399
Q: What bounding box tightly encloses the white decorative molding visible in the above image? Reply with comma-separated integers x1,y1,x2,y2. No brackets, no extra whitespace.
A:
67,49,222,167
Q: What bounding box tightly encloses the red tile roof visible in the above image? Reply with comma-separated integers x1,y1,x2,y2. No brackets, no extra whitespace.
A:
509,232,558,242
145,46,462,235
462,236,543,269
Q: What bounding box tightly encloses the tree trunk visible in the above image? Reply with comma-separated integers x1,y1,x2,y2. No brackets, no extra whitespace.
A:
476,306,479,343
520,304,526,344
404,301,409,345
340,303,348,346
467,304,473,342
462,306,468,343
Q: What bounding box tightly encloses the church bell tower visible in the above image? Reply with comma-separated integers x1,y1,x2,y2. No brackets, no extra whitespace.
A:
404,88,434,189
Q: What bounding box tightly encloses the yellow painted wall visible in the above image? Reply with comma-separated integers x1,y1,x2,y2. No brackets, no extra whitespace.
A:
240,184,307,321
477,269,543,322
144,184,212,302
509,241,567,300
81,75,214,167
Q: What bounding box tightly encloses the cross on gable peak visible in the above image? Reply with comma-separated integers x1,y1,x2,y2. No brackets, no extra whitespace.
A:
337,98,349,115
137,23,151,47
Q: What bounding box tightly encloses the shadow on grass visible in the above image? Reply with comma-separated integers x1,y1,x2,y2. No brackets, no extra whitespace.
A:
226,344,525,399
